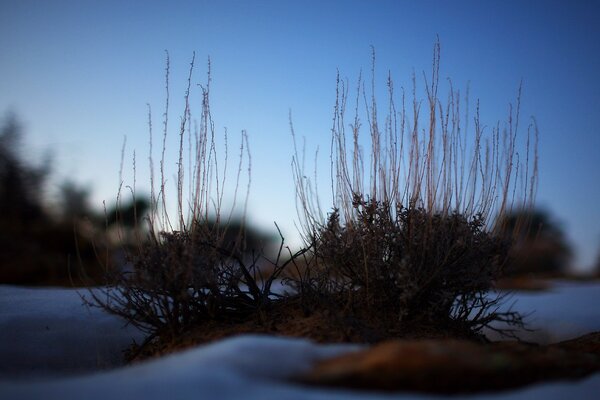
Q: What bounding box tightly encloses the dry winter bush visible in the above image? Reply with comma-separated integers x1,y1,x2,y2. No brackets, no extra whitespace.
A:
291,41,538,335
87,54,301,341
90,40,539,345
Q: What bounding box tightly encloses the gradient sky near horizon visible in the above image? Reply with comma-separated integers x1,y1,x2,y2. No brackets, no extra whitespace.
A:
1,0,599,271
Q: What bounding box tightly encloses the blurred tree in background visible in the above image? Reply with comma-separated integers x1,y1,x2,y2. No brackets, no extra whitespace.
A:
497,209,572,277
0,113,102,285
200,218,276,255
59,180,93,223
0,113,273,285
594,244,600,277
0,113,50,227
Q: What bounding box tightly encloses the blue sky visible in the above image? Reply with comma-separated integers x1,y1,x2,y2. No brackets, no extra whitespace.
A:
1,0,599,271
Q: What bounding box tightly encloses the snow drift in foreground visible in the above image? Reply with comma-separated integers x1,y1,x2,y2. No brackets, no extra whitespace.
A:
2,334,600,400
0,281,599,399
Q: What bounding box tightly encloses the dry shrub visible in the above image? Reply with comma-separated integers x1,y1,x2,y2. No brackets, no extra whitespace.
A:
292,40,538,335
89,40,539,345
314,199,510,325
86,53,299,342
96,219,290,340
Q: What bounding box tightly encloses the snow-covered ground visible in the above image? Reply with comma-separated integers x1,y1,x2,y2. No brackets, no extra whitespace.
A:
485,280,600,343
0,281,599,399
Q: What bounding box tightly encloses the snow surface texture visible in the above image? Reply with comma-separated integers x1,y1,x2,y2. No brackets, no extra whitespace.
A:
485,280,600,343
0,282,599,399
0,285,145,378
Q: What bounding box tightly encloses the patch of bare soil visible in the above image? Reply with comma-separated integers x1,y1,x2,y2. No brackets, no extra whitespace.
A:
298,332,600,394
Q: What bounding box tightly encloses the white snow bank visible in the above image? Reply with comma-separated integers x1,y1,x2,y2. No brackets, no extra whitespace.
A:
1,334,599,400
0,285,145,378
485,280,600,343
1,335,367,400
0,282,599,399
